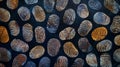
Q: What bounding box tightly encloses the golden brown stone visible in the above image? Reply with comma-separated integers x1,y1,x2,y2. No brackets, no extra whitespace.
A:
114,35,120,46
7,0,18,10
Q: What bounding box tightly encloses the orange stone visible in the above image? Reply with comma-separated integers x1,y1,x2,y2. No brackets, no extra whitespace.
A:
7,0,18,10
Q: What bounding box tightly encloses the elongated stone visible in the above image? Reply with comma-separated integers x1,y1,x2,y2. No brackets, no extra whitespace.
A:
88,0,102,10
93,12,110,25
96,40,112,52
11,39,29,52
113,48,120,62
44,0,55,13
25,61,36,67
25,0,38,4
23,23,33,42
6,0,18,10
9,20,20,36
35,26,46,43
59,27,76,40
39,57,51,67
63,8,76,25
29,45,45,59
63,42,79,58
47,38,61,57
56,0,69,11
47,14,60,33
0,47,11,62
0,26,9,43
12,54,27,67
114,35,120,46
72,0,81,4
72,58,84,67
100,53,112,67
78,20,92,36
78,37,93,53
77,3,89,18
91,27,108,41
110,16,120,33
0,8,10,22
54,56,68,67
86,53,98,67
18,6,30,21
0,63,5,67
32,5,46,22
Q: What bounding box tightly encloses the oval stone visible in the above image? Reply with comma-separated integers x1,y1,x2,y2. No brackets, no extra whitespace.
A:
0,47,11,62
47,14,60,33
72,58,84,67
86,53,98,67
23,23,33,42
88,0,102,10
35,26,46,43
18,6,30,21
12,54,27,67
63,8,76,25
91,27,108,41
54,56,68,67
0,26,9,43
39,57,51,67
59,27,76,40
114,35,120,46
93,12,110,25
29,45,45,59
6,0,18,10
78,20,92,36
96,40,112,52
32,5,46,22
77,3,89,18
9,20,20,36
25,61,36,67
56,0,69,11
110,15,120,33
47,38,61,57
113,48,120,62
0,63,5,67
0,8,10,22
44,0,55,13
78,37,93,53
63,42,79,58
10,39,29,52
25,0,38,4
72,0,81,4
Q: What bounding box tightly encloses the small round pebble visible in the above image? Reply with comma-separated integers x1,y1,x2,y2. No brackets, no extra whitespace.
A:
39,57,51,67
6,0,18,10
113,48,120,62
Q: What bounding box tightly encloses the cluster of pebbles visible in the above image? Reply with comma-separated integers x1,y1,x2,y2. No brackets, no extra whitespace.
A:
0,0,120,67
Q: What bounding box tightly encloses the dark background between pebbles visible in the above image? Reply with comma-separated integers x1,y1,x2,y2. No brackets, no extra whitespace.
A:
0,0,120,67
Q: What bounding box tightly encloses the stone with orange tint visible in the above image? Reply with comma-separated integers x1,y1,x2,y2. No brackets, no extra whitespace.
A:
7,0,18,10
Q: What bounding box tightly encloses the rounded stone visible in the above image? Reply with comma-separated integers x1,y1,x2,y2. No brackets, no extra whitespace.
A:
39,57,51,67
25,61,36,67
63,42,79,58
29,45,45,59
25,0,38,4
6,0,18,10
114,35,120,46
113,48,120,62
0,63,5,67
72,0,81,4
91,27,108,41
71,58,84,67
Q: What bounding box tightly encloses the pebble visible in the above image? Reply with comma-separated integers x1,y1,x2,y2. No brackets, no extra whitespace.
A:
9,20,20,36
96,39,112,52
93,12,110,25
72,0,81,4
59,27,76,40
78,37,93,53
29,45,45,59
77,3,89,18
35,26,46,43
32,5,46,22
0,8,10,22
54,56,68,67
63,8,76,25
47,14,60,33
18,6,30,21
91,27,108,41
0,63,5,67
0,47,11,62
71,58,84,67
113,48,120,62
12,54,27,67
47,38,61,57
44,0,55,13
39,57,51,67
56,0,69,11
100,53,112,67
63,42,79,58
0,26,9,43
110,15,120,33
88,0,102,10
86,53,98,67
25,0,38,4
0,0,2,2
6,0,18,10
114,35,120,46
10,39,29,52
23,23,33,42
25,61,36,67
78,20,92,36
